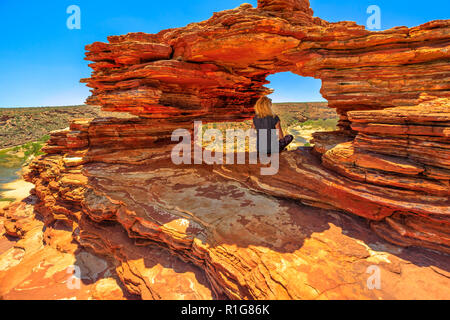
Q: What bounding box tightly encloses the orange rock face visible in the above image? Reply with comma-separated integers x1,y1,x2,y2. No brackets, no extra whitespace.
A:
0,198,215,300
81,0,450,253
6,156,448,300
1,0,449,299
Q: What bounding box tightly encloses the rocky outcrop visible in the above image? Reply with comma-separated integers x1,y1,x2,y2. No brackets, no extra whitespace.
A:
0,197,215,300
7,155,448,300
81,0,450,129
69,0,450,253
1,0,449,299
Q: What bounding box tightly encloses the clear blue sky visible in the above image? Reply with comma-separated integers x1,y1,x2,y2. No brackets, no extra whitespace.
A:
0,0,448,107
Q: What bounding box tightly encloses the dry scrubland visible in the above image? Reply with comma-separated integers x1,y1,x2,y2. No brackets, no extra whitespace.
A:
0,105,134,149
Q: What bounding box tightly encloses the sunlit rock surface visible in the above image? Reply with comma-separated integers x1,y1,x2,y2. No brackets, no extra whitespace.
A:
0,198,215,300
1,0,449,299
2,158,447,300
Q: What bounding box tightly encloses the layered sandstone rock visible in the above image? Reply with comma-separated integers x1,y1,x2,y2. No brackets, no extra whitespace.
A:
82,0,450,128
3,0,449,299
11,154,449,299
0,197,215,300
80,0,450,253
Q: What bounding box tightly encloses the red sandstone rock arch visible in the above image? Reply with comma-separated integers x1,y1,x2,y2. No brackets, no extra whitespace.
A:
28,0,450,255
83,0,449,125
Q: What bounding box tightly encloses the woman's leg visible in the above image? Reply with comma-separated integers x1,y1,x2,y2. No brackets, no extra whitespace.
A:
279,135,294,152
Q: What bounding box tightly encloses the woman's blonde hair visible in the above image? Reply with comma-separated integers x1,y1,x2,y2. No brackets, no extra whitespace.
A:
254,96,274,118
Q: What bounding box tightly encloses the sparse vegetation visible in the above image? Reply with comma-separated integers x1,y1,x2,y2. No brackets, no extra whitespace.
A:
272,102,336,130
0,105,133,149
0,135,50,167
298,118,338,131
0,198,15,202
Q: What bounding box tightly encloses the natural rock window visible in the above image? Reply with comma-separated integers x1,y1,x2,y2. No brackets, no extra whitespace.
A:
3,0,448,300
200,72,337,152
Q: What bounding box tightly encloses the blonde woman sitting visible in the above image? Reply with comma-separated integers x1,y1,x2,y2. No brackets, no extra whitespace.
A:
251,96,293,155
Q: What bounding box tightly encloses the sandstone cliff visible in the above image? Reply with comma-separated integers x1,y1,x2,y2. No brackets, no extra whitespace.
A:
0,0,449,299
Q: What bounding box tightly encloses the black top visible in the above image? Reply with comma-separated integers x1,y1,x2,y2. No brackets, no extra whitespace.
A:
253,115,280,154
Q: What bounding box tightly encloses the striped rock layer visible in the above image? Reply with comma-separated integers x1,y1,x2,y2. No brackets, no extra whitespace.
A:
9,0,450,299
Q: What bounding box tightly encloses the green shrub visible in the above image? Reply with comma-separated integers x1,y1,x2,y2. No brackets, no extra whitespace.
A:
39,134,51,143
299,118,338,131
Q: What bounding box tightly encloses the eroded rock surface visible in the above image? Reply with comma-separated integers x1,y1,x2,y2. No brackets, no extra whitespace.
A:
77,0,450,253
2,0,449,299
8,158,448,299
0,198,215,300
